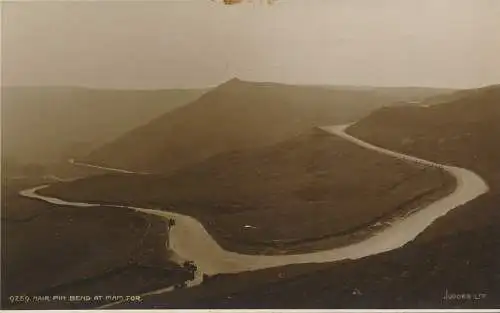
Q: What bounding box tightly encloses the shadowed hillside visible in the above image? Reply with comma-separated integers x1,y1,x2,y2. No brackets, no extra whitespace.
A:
1,179,193,310
84,79,452,173
347,84,500,240
87,85,500,309
127,85,500,309
349,84,500,188
1,86,207,164
43,128,454,254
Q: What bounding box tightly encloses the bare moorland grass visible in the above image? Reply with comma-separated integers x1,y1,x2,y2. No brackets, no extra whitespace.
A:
41,128,454,254
127,85,500,309
84,79,451,174
1,179,192,309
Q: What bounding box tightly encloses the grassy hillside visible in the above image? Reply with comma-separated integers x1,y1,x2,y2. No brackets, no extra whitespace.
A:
1,86,206,164
84,79,452,173
347,84,500,241
131,222,498,309
129,85,500,309
1,179,193,309
42,128,454,254
348,85,500,181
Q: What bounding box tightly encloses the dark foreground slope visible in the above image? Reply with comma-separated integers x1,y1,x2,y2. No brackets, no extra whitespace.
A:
127,222,498,309
1,179,193,310
84,79,451,173
42,128,454,254
116,85,500,309
1,86,206,164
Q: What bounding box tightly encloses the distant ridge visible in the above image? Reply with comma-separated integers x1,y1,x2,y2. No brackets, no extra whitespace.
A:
1,87,207,163
83,79,452,173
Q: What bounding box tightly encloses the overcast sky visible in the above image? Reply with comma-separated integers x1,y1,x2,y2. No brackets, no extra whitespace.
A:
2,0,500,89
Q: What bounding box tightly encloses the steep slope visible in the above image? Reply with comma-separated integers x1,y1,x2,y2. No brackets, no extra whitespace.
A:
349,84,500,188
84,79,451,173
125,84,500,309
1,179,192,309
1,86,206,164
136,223,498,309
43,128,453,254
347,84,500,240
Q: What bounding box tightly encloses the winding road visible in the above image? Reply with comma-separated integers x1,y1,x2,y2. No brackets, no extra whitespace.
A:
21,124,489,277
68,158,149,175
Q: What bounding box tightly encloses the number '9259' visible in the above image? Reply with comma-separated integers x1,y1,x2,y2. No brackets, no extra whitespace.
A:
9,295,30,303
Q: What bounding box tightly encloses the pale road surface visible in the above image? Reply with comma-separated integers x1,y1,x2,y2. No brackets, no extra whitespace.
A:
21,124,489,276
68,158,149,175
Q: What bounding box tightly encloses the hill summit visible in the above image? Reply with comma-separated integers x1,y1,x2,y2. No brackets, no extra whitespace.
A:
83,79,450,173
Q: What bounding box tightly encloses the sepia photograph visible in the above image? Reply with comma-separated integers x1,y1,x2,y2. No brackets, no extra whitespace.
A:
1,0,499,310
